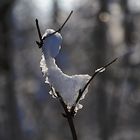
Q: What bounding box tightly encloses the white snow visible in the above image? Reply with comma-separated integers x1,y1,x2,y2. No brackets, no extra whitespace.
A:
95,67,106,73
40,29,91,111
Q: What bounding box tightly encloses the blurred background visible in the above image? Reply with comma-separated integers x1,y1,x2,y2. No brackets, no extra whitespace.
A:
0,0,140,140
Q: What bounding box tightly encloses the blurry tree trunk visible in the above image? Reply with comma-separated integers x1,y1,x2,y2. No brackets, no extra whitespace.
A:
120,0,134,64
93,0,119,140
93,1,109,140
120,0,139,128
52,0,59,26
0,1,22,140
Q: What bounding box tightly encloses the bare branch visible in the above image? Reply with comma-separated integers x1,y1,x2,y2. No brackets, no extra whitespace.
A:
35,11,73,48
58,10,73,32
70,58,118,115
55,91,78,140
42,10,73,39
35,19,43,48
80,58,118,96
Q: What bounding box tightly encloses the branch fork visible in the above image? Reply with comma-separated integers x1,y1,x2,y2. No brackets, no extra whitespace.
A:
35,10,73,48
35,11,118,140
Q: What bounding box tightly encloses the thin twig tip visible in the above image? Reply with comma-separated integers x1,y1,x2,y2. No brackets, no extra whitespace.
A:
115,57,118,61
113,57,118,62
58,10,74,32
71,10,74,14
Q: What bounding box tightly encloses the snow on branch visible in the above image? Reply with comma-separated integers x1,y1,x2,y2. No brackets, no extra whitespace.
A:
35,10,73,48
35,10,118,140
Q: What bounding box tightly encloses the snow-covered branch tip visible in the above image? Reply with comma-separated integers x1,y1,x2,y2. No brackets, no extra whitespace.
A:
36,10,118,140
35,10,73,48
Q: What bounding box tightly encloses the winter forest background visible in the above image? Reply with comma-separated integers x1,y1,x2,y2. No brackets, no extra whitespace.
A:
0,0,140,140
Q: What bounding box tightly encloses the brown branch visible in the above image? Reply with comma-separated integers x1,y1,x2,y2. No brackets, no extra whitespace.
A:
35,19,43,48
55,91,78,140
70,58,118,115
49,87,77,140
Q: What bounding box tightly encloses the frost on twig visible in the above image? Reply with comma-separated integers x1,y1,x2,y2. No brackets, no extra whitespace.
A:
35,11,118,140
37,10,91,113
95,67,105,73
36,10,118,115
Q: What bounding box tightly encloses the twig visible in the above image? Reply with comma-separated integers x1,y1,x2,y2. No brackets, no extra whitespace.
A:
57,10,73,32
49,87,77,140
43,10,73,39
80,58,118,96
35,19,43,48
35,10,73,48
70,58,118,115
55,91,78,140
